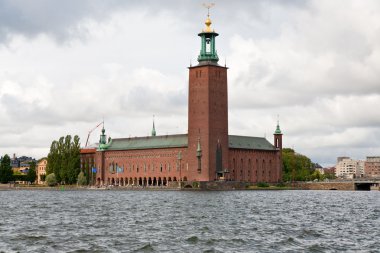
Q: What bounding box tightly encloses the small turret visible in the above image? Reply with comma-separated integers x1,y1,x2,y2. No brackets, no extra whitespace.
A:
99,124,112,151
274,119,283,150
99,125,107,145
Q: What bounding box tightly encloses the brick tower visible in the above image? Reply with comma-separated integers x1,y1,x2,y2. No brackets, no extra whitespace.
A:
188,13,229,181
274,120,283,181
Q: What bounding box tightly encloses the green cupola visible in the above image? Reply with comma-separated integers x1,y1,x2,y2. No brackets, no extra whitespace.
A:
98,124,112,150
274,120,282,135
99,125,107,144
197,13,219,63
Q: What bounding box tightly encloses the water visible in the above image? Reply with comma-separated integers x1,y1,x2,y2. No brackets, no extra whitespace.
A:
0,190,379,253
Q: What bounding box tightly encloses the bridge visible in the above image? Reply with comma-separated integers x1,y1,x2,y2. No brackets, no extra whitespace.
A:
296,178,380,191
352,178,380,191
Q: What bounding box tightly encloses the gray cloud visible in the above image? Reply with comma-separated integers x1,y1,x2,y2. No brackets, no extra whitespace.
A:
0,0,379,167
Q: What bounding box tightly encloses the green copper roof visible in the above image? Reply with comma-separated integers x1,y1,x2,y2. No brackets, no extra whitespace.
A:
106,134,188,151
229,135,275,151
274,122,282,135
102,134,275,151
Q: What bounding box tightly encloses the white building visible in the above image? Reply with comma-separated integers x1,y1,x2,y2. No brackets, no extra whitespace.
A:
335,158,364,179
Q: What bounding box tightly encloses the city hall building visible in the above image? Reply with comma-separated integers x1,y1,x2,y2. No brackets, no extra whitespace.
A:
80,14,283,187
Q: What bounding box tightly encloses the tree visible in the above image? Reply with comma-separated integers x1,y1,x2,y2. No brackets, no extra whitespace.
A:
47,135,81,185
282,148,313,182
26,161,37,183
310,170,323,181
0,154,13,183
77,171,87,186
46,173,57,186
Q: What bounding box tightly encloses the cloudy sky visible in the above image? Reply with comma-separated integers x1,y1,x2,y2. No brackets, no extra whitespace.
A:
1,0,379,166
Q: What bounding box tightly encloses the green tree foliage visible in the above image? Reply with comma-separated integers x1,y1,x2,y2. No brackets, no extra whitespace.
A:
310,170,323,181
46,173,57,186
77,171,87,186
26,161,37,183
47,135,81,184
13,174,27,182
0,154,13,183
282,148,313,181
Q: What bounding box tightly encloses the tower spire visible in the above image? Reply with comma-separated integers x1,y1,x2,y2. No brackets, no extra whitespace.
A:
151,115,156,136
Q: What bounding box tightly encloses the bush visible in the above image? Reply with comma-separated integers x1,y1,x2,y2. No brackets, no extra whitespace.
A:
46,173,57,187
276,182,287,187
192,181,199,188
77,171,87,186
257,182,270,188
13,174,27,182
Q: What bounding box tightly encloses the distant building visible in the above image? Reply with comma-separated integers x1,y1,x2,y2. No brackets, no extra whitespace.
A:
12,165,30,175
37,158,47,184
364,156,380,178
335,158,364,179
316,168,325,175
323,167,336,177
337,156,350,163
10,154,36,168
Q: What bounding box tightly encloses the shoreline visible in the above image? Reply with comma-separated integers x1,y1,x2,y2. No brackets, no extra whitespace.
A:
0,183,296,191
1,181,378,191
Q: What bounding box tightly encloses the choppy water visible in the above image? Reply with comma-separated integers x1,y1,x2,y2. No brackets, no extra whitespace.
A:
0,189,379,253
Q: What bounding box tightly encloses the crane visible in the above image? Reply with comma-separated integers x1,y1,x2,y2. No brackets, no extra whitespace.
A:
85,121,104,147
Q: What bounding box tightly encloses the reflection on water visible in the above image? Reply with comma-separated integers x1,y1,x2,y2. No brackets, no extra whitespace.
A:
0,190,379,252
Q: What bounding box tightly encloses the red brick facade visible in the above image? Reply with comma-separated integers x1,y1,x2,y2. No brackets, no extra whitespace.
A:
81,19,283,186
188,64,229,181
228,149,281,183
94,147,187,186
364,157,380,178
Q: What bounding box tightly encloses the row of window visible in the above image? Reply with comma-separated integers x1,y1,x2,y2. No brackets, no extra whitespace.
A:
195,70,223,78
107,162,186,174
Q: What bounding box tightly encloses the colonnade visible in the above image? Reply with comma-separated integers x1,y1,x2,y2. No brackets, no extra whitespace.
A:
97,176,184,187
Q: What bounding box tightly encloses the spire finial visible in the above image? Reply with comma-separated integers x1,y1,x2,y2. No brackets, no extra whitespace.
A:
151,115,156,136
203,3,215,17
202,3,215,32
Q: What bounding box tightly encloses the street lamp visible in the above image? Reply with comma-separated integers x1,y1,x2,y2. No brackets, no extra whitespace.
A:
177,151,182,188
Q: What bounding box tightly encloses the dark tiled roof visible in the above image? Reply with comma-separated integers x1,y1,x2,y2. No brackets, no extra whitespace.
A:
107,134,188,151
229,135,275,151
105,134,275,151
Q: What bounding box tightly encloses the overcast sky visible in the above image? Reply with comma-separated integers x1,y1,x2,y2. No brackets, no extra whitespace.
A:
0,0,379,166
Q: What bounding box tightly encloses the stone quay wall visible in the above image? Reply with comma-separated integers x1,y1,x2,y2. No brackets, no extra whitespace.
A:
295,182,356,191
